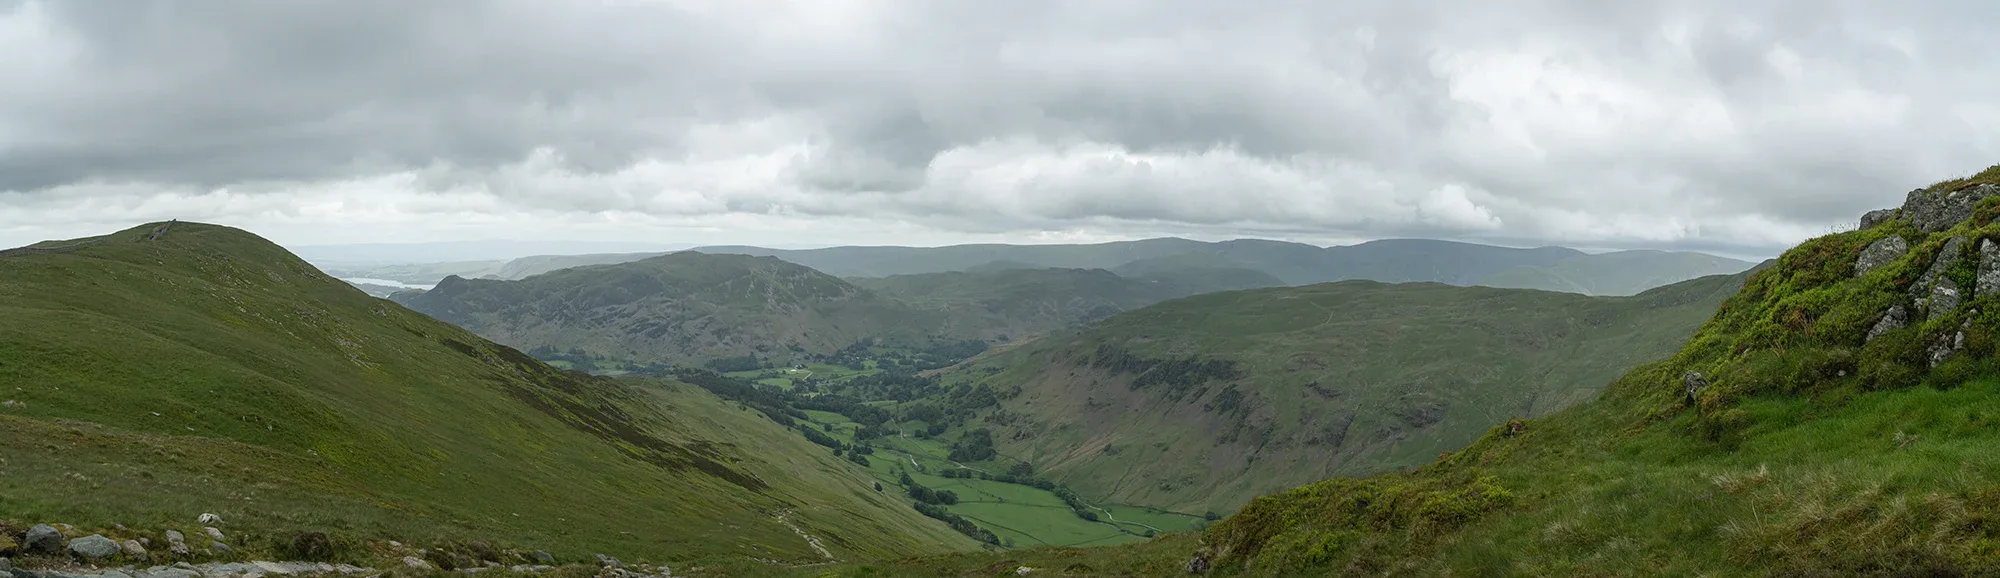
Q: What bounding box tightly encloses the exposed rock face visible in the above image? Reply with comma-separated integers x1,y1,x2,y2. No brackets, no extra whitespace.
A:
1855,236,1909,276
1979,240,2000,299
1914,236,1967,296
164,530,189,556
1905,184,2000,232
1184,554,1211,574
1867,305,1909,343
1932,279,1963,321
1860,208,1900,230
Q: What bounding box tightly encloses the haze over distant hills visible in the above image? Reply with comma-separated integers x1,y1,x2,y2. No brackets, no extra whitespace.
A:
326,236,1754,297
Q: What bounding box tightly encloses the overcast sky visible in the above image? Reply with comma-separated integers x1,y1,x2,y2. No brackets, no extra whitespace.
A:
3,0,1997,259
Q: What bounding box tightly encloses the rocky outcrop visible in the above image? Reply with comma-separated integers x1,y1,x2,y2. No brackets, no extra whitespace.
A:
1859,208,1900,230
1914,236,1966,298
1903,184,2000,232
1855,236,1909,276
1867,305,1909,343
1979,240,2000,298
1931,279,1964,321
1682,371,1708,404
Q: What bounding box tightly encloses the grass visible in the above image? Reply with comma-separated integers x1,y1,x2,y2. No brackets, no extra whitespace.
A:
1927,162,2000,192
947,270,1754,514
0,222,980,568
816,174,2000,576
798,411,1199,552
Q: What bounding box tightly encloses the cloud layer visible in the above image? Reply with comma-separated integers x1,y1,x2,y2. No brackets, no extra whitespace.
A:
4,0,1998,256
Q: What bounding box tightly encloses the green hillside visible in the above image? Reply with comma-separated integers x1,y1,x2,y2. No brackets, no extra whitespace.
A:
813,168,2000,577
1477,249,1755,296
850,266,1283,339
393,251,976,365
944,270,1754,514
0,222,979,567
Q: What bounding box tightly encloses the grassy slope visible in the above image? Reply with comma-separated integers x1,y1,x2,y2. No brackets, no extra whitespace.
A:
818,174,2000,577
1476,250,1755,296
0,222,977,566
950,272,1751,514
849,266,1283,340
393,251,966,364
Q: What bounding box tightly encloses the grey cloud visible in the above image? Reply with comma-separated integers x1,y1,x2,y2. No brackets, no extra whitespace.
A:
4,0,2000,255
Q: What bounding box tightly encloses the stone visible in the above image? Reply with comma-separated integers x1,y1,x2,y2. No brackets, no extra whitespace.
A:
1978,239,2000,300
207,563,250,577
139,569,197,578
596,554,623,569
1682,371,1708,403
0,559,11,572
68,535,121,559
163,531,188,556
1914,236,1967,296
209,541,232,555
533,551,555,565
25,526,64,555
1932,278,1963,320
1860,208,1899,230
121,540,146,559
1015,566,1034,575
402,557,434,571
249,562,293,576
1867,305,1909,343
1904,184,2000,233
196,514,221,526
202,528,224,543
1184,554,1211,574
1855,236,1909,276
97,571,133,578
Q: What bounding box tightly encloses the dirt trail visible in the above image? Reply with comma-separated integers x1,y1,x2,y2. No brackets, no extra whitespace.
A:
773,509,835,562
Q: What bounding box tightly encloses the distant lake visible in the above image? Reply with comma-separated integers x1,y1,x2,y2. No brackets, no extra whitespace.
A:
341,277,435,290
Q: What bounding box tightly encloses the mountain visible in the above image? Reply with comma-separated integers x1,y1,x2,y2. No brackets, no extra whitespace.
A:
393,251,966,364
823,167,2000,576
698,238,1216,278
850,266,1285,340
1476,249,1756,296
0,222,978,566
321,259,507,285
698,237,1591,286
940,268,1755,514
494,251,673,280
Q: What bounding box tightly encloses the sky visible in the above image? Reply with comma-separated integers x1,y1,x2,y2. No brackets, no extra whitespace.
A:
4,0,1998,261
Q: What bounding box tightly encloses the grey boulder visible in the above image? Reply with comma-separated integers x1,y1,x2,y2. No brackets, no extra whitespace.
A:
1866,305,1910,343
1903,184,2000,232
1855,236,1909,276
68,535,120,560
24,525,63,555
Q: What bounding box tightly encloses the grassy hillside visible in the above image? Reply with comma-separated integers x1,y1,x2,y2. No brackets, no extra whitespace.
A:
1477,249,1755,296
945,271,1753,514
393,251,979,365
811,169,2000,577
850,266,1283,340
0,222,979,567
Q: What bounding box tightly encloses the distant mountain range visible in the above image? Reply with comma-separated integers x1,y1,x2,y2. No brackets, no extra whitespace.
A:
327,236,1754,297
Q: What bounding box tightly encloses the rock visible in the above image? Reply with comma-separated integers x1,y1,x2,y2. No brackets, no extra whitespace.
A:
202,528,224,543
1682,371,1708,403
207,563,250,577
97,571,133,578
1184,554,1211,574
1932,278,1963,320
1904,184,2000,233
139,569,197,578
121,540,147,559
69,535,121,559
1978,239,2000,299
596,554,623,569
1867,305,1909,343
1855,236,1910,276
250,562,293,576
196,514,221,526
1015,566,1033,575
402,557,434,571
209,541,232,555
0,559,11,572
25,525,64,555
1913,236,1967,296
533,551,555,565
1860,208,1899,230
163,531,188,556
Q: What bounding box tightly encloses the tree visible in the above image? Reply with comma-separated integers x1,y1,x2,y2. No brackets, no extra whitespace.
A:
1008,461,1034,478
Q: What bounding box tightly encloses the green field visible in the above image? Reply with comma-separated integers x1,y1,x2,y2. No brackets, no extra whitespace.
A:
800,410,1204,550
